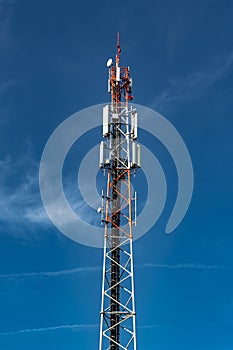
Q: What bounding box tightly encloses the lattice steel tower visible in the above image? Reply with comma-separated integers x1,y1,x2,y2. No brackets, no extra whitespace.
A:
99,33,140,350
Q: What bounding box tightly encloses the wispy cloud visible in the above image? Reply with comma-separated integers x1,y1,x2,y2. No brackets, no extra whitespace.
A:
0,148,100,238
154,52,233,109
0,0,19,47
0,155,70,226
140,263,222,270
0,265,101,279
0,262,223,281
0,320,221,337
0,0,19,4
0,323,98,336
138,324,165,329
0,79,17,95
0,154,50,231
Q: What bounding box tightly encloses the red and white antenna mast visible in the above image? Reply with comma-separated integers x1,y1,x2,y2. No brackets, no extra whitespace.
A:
99,34,140,350
108,32,133,105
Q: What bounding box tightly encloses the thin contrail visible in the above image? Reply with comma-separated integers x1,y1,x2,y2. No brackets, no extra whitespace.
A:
0,266,101,279
140,263,221,269
137,324,166,329
0,323,165,336
0,263,222,280
0,323,98,336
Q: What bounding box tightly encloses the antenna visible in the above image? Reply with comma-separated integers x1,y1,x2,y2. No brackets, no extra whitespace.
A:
99,35,140,350
116,32,121,66
107,32,133,105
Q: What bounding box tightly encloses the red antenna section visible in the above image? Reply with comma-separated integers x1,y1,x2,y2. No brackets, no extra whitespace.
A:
107,33,133,104
117,32,120,49
116,32,121,65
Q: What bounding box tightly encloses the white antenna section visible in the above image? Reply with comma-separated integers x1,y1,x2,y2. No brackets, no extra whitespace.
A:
132,142,141,168
100,141,110,168
134,191,137,226
108,65,111,93
103,105,110,137
108,79,111,93
131,111,138,140
116,66,121,82
132,142,137,167
100,141,105,168
137,144,141,168
101,190,104,224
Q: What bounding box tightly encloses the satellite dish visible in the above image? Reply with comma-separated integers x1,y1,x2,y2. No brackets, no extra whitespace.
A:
106,58,113,67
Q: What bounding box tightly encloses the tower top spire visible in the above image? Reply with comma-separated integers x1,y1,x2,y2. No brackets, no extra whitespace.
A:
116,32,121,66
106,33,133,103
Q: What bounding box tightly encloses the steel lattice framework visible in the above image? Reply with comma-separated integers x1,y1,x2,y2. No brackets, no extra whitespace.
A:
99,34,140,350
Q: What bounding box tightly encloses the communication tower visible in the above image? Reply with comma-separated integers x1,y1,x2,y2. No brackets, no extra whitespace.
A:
99,33,140,350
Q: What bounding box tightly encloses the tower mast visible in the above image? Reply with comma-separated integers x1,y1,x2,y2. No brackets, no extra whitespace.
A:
99,34,140,350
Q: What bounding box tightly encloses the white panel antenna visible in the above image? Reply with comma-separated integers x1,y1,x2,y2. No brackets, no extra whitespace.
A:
131,111,138,140
103,105,110,137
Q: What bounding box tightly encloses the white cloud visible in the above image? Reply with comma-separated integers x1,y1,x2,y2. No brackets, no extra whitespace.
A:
0,154,49,229
0,79,17,94
0,148,100,240
0,265,101,279
0,262,222,280
0,0,19,4
137,324,166,329
0,0,19,47
0,323,98,336
140,263,221,270
153,52,233,109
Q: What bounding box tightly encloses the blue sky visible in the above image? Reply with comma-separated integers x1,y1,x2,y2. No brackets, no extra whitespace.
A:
0,0,233,349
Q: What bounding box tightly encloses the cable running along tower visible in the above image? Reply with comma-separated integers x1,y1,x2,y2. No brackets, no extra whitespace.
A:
99,33,140,350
